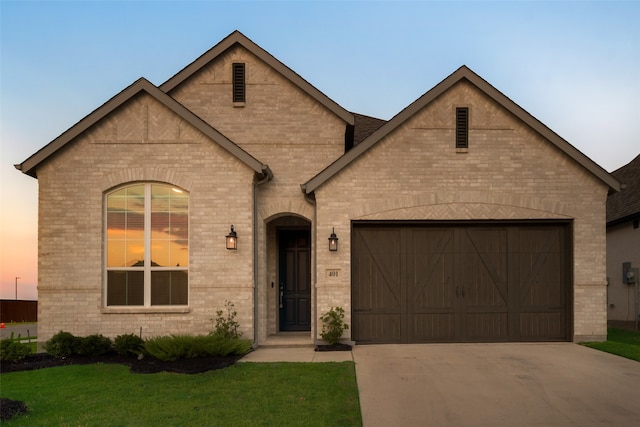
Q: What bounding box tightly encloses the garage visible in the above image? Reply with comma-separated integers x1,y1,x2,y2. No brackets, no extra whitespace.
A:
352,222,572,343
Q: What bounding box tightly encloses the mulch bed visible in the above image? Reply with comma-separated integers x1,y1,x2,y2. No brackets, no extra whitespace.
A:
1,351,245,375
315,343,352,351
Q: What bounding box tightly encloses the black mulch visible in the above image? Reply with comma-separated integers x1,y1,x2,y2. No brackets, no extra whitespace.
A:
1,398,28,422
1,351,245,375
314,343,352,352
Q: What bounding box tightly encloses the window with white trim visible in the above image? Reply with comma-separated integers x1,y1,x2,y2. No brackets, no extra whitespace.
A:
106,183,189,306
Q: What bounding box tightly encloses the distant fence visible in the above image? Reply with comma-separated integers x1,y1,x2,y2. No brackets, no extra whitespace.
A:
0,300,38,323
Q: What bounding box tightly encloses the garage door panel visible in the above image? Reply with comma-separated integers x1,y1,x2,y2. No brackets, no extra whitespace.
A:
409,313,456,342
352,313,402,343
463,313,509,341
409,229,455,311
353,227,401,310
516,228,567,311
352,223,571,343
352,256,401,311
461,228,509,309
520,312,566,340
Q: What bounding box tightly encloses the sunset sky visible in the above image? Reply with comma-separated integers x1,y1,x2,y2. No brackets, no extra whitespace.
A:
1,1,639,300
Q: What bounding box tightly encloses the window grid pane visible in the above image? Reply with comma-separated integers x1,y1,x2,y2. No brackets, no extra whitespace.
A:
106,184,189,306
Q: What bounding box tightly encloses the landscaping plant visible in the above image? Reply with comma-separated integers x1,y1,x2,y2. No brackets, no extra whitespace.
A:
211,300,242,339
319,306,349,345
77,334,113,357
114,333,145,356
0,333,31,363
43,331,80,357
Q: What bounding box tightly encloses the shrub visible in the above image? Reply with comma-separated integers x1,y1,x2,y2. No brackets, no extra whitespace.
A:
0,333,31,362
212,300,242,339
319,307,349,346
44,331,80,357
145,334,252,361
77,334,113,356
145,335,192,361
114,333,145,356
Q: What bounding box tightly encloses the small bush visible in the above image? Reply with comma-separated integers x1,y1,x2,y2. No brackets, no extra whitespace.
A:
145,335,192,361
212,300,242,339
44,331,80,357
320,307,349,346
145,334,252,361
77,334,113,356
0,333,31,362
114,333,145,356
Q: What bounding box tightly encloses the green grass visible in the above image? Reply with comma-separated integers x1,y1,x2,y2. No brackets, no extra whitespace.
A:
1,362,362,426
581,328,640,362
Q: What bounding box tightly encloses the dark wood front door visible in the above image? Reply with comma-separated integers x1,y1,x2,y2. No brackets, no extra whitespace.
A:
352,222,571,343
279,230,311,331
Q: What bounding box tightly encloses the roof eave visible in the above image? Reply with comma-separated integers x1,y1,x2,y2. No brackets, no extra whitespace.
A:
160,30,354,126
17,77,269,179
304,65,621,194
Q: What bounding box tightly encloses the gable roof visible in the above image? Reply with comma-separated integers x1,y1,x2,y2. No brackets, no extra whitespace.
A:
607,153,640,225
160,30,354,126
15,78,272,179
302,65,621,194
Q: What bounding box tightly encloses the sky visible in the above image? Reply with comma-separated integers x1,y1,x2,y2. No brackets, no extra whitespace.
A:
1,0,639,301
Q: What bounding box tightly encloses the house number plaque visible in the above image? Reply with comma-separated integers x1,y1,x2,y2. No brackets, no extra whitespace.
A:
326,269,340,278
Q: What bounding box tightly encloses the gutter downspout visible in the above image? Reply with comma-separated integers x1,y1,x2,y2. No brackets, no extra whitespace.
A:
253,165,273,348
301,184,318,345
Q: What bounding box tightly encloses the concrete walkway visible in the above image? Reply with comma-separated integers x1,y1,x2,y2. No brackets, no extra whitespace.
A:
353,343,640,427
239,346,353,363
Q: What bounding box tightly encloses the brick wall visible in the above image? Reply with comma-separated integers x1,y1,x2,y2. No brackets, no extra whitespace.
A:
36,45,348,345
37,93,257,343
314,80,609,342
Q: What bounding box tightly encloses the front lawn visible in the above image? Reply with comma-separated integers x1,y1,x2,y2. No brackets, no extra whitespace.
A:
1,362,361,426
581,327,640,362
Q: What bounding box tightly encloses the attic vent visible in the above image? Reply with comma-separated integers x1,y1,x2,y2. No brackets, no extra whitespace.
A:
456,107,469,148
232,63,245,103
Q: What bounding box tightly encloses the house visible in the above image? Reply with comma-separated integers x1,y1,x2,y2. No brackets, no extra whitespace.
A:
16,31,620,346
606,154,640,330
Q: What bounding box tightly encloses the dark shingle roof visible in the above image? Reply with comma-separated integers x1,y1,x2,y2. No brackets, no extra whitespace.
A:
607,153,640,225
353,113,386,146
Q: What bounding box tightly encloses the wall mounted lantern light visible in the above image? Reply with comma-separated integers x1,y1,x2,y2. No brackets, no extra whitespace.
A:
226,225,237,250
328,227,339,252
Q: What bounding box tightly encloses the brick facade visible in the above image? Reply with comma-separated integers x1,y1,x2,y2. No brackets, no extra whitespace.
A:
314,81,609,342
22,32,614,346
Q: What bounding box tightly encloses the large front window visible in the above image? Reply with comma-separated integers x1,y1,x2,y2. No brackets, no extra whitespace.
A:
106,183,189,306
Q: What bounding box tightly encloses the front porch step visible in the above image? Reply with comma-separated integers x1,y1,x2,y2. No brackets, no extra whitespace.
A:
260,332,315,348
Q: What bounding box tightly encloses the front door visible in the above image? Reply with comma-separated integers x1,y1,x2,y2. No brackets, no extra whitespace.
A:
279,230,311,331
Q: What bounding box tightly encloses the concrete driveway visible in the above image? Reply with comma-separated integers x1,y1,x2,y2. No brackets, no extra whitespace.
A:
353,343,640,427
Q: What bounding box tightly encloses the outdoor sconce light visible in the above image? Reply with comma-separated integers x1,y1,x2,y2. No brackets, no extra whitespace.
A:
328,227,339,252
226,225,237,250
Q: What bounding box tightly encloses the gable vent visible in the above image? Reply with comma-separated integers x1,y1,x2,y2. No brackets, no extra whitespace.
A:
456,107,469,148
232,63,246,103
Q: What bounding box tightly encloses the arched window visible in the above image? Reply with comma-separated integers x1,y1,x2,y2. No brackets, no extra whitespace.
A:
106,183,189,306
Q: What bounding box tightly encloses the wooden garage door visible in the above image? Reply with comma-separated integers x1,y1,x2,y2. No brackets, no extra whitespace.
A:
352,222,571,343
